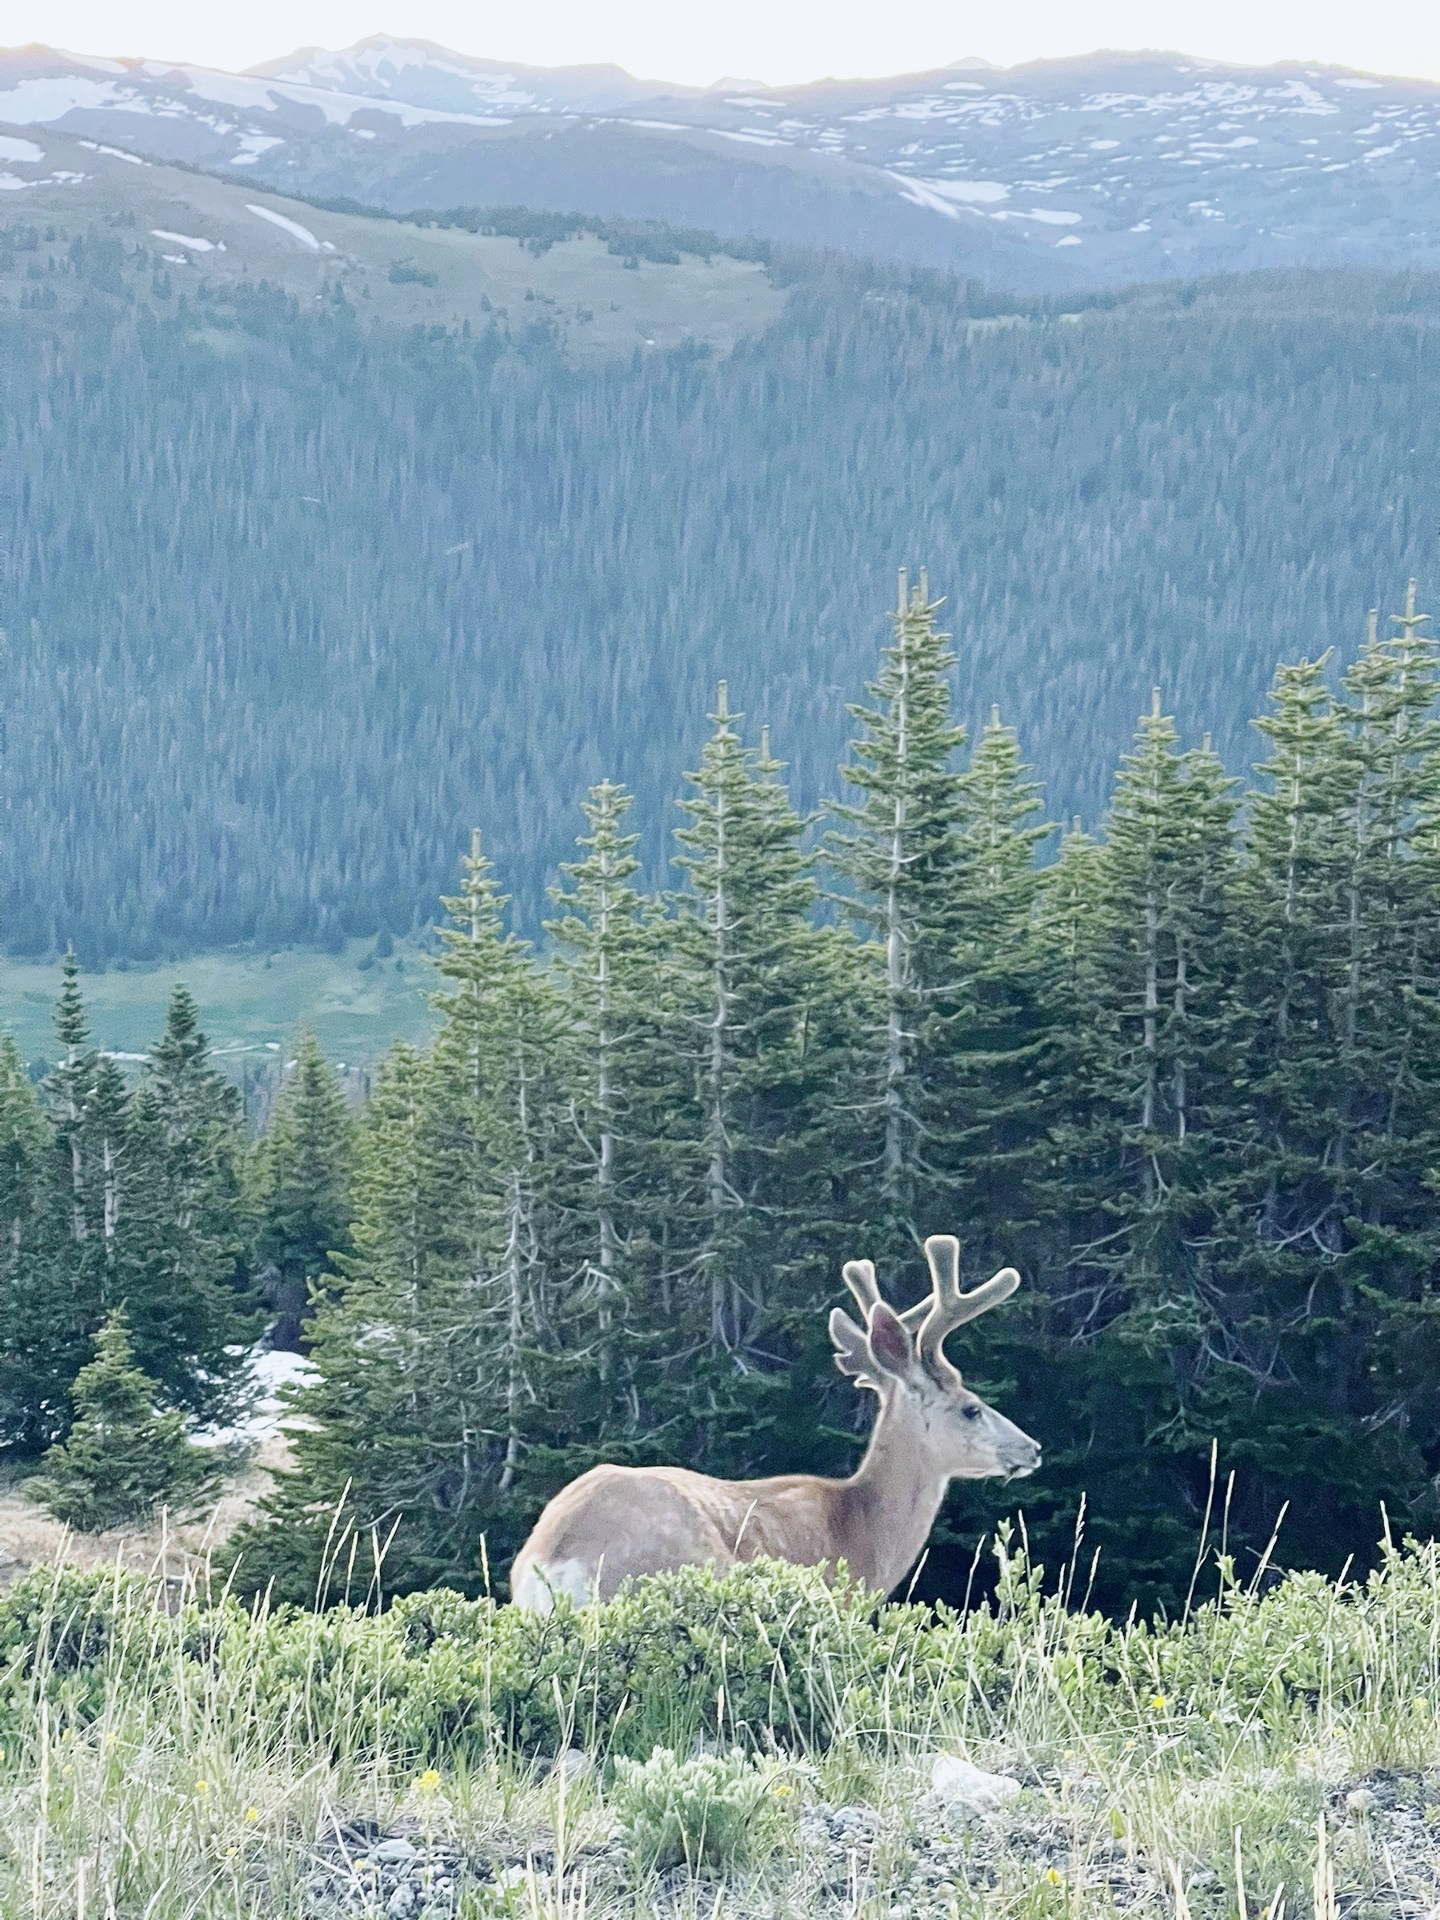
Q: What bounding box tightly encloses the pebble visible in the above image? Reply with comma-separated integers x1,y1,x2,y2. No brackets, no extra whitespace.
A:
930,1754,1024,1814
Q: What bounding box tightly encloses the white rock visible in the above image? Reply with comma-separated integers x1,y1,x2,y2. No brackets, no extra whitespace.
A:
549,1747,592,1784
930,1754,1023,1812
371,1837,419,1864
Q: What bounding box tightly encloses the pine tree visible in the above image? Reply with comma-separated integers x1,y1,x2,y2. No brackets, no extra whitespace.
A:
251,1029,355,1349
829,572,970,1242
28,1308,219,1532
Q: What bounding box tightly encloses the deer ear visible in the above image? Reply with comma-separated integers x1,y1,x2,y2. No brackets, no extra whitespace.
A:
829,1307,877,1384
866,1301,915,1377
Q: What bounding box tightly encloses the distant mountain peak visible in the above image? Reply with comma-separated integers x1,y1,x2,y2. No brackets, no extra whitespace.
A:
2,38,1439,292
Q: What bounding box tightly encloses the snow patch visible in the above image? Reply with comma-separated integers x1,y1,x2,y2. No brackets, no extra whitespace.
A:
196,1348,319,1450
925,176,1010,203
0,75,130,122
1334,77,1384,90
78,139,147,163
889,172,1009,219
246,202,320,249
231,132,284,165
152,228,218,252
0,135,45,164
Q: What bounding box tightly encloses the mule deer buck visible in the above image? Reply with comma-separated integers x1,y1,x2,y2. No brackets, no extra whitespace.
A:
510,1234,1040,1611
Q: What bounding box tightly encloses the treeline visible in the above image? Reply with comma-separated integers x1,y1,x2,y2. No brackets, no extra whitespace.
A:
3,233,1438,958
5,580,1440,1614
305,194,771,265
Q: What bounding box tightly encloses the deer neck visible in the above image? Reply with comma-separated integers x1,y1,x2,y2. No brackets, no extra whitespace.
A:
841,1390,950,1597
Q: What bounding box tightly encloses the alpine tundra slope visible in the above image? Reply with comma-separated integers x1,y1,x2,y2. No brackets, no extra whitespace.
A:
2,39,1440,285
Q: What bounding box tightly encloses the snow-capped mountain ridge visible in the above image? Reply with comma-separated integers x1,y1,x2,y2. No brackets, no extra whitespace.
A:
3,38,1440,287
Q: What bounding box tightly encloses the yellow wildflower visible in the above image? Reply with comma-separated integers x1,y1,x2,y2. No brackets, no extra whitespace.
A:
194,1780,210,1795
1148,1694,1168,1711
244,1807,260,1822
414,1768,442,1794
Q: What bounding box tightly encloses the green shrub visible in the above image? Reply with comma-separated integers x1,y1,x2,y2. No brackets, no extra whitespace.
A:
611,1745,784,1874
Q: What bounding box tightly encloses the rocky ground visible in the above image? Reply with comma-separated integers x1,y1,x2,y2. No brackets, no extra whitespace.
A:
227,1760,1440,1920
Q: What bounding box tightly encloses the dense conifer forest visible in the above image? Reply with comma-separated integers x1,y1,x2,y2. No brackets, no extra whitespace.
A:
2,224,1438,957
5,580,1440,1616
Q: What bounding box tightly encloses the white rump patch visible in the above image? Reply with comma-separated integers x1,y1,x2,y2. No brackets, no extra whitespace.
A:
513,1559,599,1613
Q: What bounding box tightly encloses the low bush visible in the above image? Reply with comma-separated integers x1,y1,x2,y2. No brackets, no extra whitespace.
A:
612,1746,787,1874
4,1536,1440,1770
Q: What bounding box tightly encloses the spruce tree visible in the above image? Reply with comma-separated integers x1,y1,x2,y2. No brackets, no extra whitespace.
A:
1222,592,1440,1561
122,988,258,1423
235,836,572,1598
829,572,970,1244
251,1029,355,1349
546,781,667,1419
936,708,1056,1262
28,1308,219,1532
670,692,826,1353
1045,697,1241,1595
0,1034,70,1452
662,695,860,1478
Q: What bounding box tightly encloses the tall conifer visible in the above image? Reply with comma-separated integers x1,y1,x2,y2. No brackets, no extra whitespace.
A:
251,1029,355,1349
830,573,969,1243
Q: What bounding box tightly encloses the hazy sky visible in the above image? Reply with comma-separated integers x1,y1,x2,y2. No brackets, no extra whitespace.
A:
7,0,1440,88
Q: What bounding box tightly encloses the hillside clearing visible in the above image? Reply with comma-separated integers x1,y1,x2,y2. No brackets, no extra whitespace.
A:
0,123,785,358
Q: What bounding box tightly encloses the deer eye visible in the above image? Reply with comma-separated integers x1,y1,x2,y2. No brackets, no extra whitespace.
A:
962,1403,982,1422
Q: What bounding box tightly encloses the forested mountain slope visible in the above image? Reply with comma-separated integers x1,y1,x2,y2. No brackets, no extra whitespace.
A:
2,181,1437,956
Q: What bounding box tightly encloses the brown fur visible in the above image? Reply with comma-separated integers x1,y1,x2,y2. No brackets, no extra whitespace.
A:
510,1248,1041,1609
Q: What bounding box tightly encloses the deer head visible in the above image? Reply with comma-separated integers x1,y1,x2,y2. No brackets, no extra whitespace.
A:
828,1234,1040,1482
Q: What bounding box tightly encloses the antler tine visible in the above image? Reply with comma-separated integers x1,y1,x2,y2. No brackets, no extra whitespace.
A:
841,1258,882,1320
900,1233,961,1332
911,1233,1022,1369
